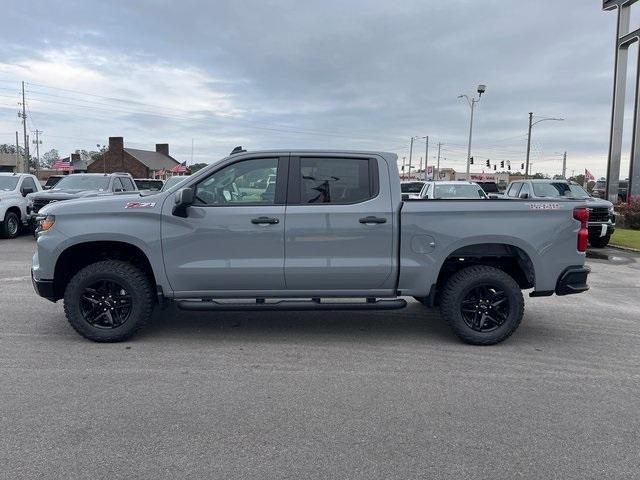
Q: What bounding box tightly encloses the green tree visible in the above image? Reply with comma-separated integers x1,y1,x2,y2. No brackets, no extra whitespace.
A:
531,172,550,179
189,162,208,173
41,149,60,168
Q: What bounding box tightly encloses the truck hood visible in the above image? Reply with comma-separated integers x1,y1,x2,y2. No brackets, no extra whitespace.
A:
0,190,19,200
38,191,150,216
581,196,613,208
30,189,109,201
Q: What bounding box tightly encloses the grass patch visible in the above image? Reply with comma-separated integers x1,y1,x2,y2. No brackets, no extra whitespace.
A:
611,228,640,250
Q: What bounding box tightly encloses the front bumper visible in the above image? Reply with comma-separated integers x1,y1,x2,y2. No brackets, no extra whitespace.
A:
555,266,590,296
31,269,57,302
587,222,615,237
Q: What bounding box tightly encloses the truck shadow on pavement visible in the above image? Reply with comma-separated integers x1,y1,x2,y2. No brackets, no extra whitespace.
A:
133,300,564,346
139,300,460,344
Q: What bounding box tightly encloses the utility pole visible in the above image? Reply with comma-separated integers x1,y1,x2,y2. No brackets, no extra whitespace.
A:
20,81,30,173
436,142,442,181
424,136,429,177
408,137,414,178
525,112,533,179
15,131,21,173
562,151,567,179
32,129,42,174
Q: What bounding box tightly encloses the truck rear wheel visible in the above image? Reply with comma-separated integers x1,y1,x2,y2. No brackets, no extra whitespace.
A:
0,211,20,239
63,260,154,342
440,265,524,345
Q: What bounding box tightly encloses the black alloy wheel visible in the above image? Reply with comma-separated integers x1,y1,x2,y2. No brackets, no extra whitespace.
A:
80,280,132,329
460,284,509,333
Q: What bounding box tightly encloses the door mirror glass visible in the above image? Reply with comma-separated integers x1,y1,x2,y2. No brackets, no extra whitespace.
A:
173,187,195,217
21,187,34,197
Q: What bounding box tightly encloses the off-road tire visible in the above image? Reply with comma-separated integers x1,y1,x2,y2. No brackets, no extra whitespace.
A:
0,211,20,239
64,260,154,342
588,233,611,249
440,265,524,345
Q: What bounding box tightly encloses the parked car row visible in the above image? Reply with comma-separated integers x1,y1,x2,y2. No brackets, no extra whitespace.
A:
0,172,191,239
400,178,616,248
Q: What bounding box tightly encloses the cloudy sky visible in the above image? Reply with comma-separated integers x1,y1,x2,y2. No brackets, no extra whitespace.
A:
0,0,630,177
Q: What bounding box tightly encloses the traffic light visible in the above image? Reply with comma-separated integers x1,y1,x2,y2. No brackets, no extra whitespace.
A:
470,157,474,165
500,161,504,168
521,163,525,170
485,159,490,167
493,165,497,171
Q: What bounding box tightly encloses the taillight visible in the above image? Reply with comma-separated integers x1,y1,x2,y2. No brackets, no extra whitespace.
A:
573,207,589,252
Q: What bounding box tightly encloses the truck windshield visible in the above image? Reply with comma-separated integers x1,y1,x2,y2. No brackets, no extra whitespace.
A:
54,175,110,191
533,182,589,199
401,182,424,193
433,184,486,199
476,182,499,193
0,177,19,191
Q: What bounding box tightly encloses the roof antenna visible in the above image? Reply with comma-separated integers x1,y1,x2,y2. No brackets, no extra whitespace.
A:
230,146,246,155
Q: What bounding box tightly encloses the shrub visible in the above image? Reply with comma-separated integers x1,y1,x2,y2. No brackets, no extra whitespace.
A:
617,195,640,229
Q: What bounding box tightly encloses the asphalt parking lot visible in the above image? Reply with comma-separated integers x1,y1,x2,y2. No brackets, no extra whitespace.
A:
1,236,639,479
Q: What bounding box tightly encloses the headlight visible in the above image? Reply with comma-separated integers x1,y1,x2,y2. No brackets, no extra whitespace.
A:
609,205,615,213
39,215,55,233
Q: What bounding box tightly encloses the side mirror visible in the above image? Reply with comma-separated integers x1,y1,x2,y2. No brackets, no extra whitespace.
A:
173,187,195,217
21,187,35,197
43,185,52,190
520,193,529,199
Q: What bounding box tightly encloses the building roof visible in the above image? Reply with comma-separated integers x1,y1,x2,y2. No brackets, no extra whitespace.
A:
124,148,180,171
0,153,18,167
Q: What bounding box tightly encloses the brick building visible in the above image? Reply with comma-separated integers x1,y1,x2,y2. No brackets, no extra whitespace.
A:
87,137,180,178
0,153,18,173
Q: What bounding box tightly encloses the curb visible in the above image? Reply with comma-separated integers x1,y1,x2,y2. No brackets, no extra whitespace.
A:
608,244,640,253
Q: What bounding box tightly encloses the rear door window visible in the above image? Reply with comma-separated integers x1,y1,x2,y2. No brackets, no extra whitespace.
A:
298,157,375,204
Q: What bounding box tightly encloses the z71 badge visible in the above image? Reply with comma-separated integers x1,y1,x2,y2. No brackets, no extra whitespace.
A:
527,202,560,210
125,202,156,209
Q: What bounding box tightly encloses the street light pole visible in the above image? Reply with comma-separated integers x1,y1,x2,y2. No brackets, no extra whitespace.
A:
459,84,486,178
525,113,565,179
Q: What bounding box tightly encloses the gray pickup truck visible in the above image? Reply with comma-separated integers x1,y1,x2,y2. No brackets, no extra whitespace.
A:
32,150,591,345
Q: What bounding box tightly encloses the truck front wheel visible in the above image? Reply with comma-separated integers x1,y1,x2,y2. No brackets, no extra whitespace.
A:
0,211,20,239
440,265,524,345
63,260,154,342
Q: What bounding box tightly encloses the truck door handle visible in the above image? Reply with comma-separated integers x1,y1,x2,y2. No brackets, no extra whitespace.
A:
359,216,387,224
251,216,279,225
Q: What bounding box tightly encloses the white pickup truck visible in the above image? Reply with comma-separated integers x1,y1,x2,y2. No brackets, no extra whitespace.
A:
0,173,41,239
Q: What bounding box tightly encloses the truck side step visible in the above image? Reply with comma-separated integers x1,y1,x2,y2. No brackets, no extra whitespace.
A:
175,298,407,312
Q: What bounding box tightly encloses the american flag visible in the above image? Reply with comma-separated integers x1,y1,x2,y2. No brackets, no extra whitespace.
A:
170,161,189,174
52,158,74,172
